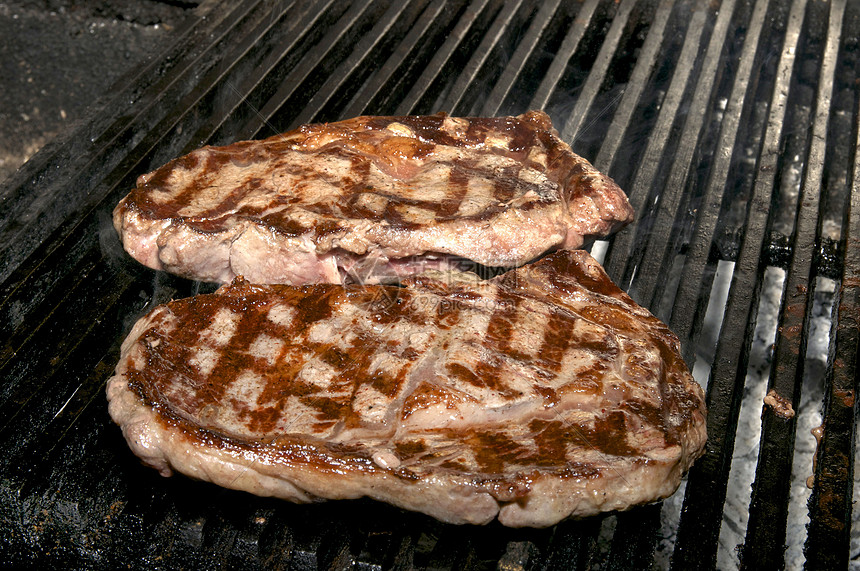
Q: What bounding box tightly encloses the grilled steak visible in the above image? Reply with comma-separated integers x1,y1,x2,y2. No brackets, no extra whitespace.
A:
113,111,633,284
107,250,706,527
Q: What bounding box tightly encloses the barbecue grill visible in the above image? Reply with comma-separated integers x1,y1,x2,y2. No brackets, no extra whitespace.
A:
1,0,857,568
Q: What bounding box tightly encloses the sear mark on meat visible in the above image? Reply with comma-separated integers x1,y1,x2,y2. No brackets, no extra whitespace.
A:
106,250,706,527
113,111,633,284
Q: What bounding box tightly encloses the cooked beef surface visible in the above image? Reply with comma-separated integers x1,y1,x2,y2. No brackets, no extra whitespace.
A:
113,111,633,284
107,250,706,527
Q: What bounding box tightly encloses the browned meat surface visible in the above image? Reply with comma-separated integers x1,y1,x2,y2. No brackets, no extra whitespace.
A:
113,111,633,284
107,250,706,527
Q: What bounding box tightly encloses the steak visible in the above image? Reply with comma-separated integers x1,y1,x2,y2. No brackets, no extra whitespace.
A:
107,250,706,527
113,111,633,284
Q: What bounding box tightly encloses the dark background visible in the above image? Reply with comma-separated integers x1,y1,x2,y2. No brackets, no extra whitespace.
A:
0,0,201,184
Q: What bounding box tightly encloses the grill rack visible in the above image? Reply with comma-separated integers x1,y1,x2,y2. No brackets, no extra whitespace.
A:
0,0,858,568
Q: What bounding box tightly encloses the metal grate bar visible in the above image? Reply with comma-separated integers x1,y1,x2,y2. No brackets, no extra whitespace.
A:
527,0,599,112
497,540,538,570
182,0,340,149
741,0,846,566
0,276,134,448
630,0,768,312
534,518,600,570
420,526,473,569
2,416,117,566
559,0,637,145
592,0,675,173
437,0,525,114
666,0,771,357
245,1,378,136
0,256,136,428
601,1,713,288
0,0,327,414
290,0,421,126
604,503,662,569
0,1,267,287
479,0,562,116
3,364,123,515
0,0,292,338
341,0,447,117
803,73,860,568
0,272,192,472
670,0,808,566
146,0,343,166
395,0,493,114
353,519,408,569
0,228,104,370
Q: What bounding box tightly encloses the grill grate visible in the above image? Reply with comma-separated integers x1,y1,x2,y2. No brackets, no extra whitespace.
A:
1,0,858,568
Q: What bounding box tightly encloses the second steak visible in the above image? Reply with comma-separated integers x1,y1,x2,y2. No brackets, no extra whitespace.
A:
113,111,633,284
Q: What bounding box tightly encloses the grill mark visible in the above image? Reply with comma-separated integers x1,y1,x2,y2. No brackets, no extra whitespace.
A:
341,158,378,219
529,415,638,460
492,165,523,202
440,459,470,472
292,286,336,324
319,345,352,369
537,310,576,372
587,411,638,456
138,145,298,223
305,188,443,227
131,299,244,420
340,333,400,427
137,286,353,434
300,395,354,425
468,415,637,474
259,215,308,237
165,149,233,214
192,299,281,432
367,367,407,398
448,287,523,399
576,329,620,362
528,419,568,467
128,114,565,237
580,305,640,339
436,164,470,218
436,295,464,330
269,348,357,426
621,398,667,435
381,200,413,227
469,430,529,474
394,440,427,461
343,194,381,219
295,291,423,426
348,153,372,183
507,117,538,154
464,119,489,147
183,175,269,233
386,115,455,146
138,151,203,209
